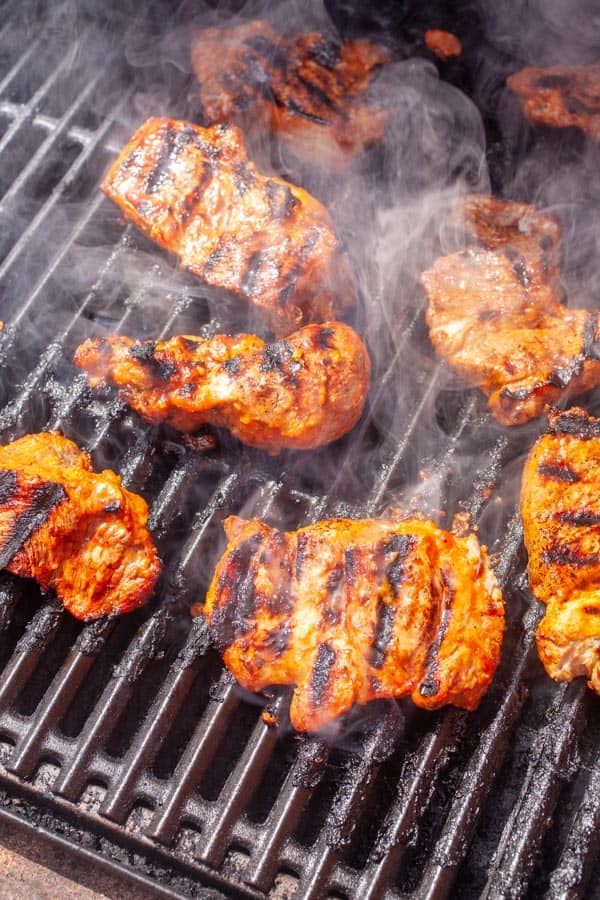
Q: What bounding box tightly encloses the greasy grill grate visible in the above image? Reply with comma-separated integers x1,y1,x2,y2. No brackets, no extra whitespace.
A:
0,3,599,899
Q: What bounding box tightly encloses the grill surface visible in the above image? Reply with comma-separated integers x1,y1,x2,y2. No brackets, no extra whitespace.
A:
0,2,600,898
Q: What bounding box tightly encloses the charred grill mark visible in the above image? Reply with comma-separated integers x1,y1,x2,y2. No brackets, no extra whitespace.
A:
295,533,308,580
243,35,287,70
284,97,330,125
327,565,343,592
0,480,67,569
223,356,240,376
384,534,414,598
344,546,357,586
315,327,335,350
264,623,291,656
145,124,179,194
211,532,263,651
419,570,454,699
180,162,213,223
241,250,267,298
260,340,293,373
278,231,320,307
564,94,596,116
311,642,336,707
297,73,337,112
265,180,298,220
549,411,600,438
203,239,232,277
555,510,600,526
0,470,17,506
538,462,580,483
311,39,342,69
129,342,176,381
233,161,256,196
371,600,395,669
503,246,530,289
536,74,570,90
541,544,599,567
538,234,553,281
584,605,600,615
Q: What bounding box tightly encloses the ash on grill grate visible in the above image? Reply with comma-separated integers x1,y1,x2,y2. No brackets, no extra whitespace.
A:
0,1,599,899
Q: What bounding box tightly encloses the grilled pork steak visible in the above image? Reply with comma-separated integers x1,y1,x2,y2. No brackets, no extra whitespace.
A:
0,433,160,620
75,322,371,456
191,20,392,169
507,64,600,141
422,194,600,425
203,515,504,732
102,117,356,336
522,408,600,691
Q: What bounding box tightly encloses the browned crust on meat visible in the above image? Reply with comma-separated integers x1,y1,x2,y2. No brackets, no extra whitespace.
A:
507,64,600,141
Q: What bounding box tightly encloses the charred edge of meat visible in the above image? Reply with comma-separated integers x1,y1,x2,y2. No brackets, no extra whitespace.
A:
371,599,395,669
0,476,67,569
419,569,454,698
180,162,213,224
548,411,600,438
260,340,293,373
502,246,530,289
537,462,580,483
241,249,268,298
211,532,263,651
265,180,298,220
278,231,321,307
311,642,336,708
128,342,176,381
541,544,599,567
555,510,600,526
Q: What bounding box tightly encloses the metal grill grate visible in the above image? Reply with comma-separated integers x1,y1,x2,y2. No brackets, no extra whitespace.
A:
0,4,599,899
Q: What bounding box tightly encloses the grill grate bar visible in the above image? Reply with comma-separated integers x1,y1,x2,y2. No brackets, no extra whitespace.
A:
0,605,64,715
482,680,589,899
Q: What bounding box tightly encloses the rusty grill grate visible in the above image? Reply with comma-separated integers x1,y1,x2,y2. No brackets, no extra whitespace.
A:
0,3,599,899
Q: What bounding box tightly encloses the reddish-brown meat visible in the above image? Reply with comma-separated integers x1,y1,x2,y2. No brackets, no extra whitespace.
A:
102,117,356,336
521,408,600,692
203,515,504,731
507,64,600,141
0,432,160,620
424,29,462,61
191,21,392,169
75,322,370,455
422,194,600,425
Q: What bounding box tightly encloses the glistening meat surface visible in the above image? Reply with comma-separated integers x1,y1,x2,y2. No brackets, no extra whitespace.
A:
75,322,370,455
522,408,600,691
191,20,392,169
0,433,160,620
422,194,600,425
102,117,356,336
203,515,504,732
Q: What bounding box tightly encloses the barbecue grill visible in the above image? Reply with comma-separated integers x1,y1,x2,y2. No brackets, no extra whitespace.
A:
1,1,600,897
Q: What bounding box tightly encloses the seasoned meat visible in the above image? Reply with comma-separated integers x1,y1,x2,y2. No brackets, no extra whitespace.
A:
422,194,600,425
424,29,462,61
75,322,370,456
102,117,356,336
507,64,600,141
191,21,392,169
203,515,504,731
0,432,160,620
521,408,600,691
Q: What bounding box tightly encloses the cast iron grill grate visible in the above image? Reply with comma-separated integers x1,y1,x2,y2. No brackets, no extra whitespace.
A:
0,3,599,899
